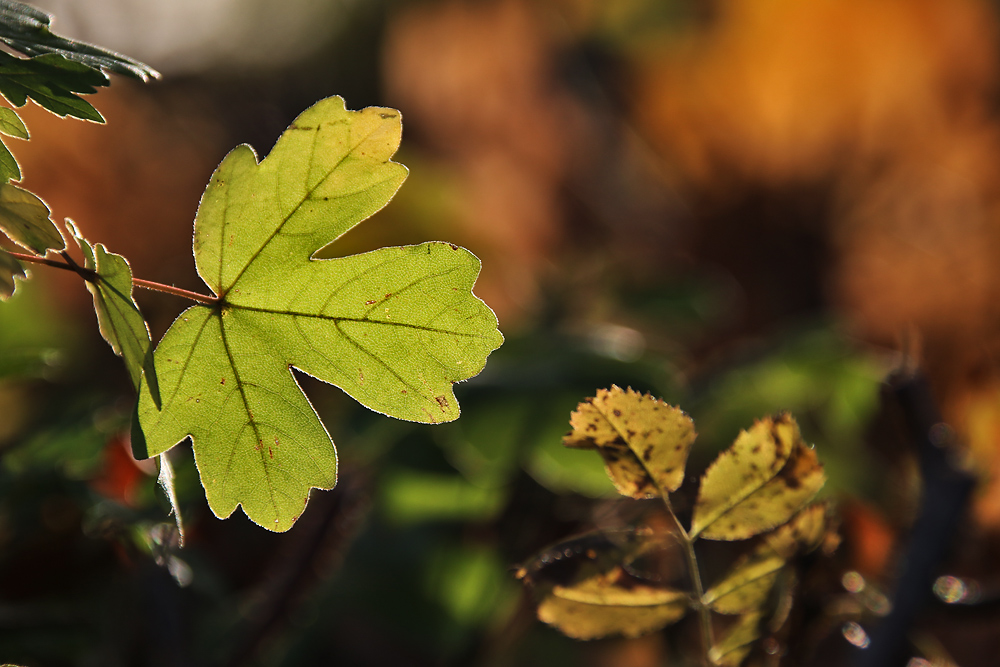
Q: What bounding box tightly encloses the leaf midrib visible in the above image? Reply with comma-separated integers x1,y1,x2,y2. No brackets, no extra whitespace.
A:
691,453,785,539
218,313,279,523
220,121,389,295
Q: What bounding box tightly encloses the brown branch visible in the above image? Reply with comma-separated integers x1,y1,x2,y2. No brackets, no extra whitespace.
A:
6,249,217,305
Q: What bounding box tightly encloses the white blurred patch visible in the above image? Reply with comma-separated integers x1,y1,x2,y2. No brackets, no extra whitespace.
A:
29,0,352,73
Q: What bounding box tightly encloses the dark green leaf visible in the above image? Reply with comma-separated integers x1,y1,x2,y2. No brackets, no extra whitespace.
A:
0,51,107,121
0,0,158,81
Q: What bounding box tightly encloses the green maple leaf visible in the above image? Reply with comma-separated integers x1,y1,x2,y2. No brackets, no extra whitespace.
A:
136,96,503,531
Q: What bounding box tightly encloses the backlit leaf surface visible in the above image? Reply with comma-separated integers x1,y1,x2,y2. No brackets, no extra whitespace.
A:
67,220,152,390
0,182,61,253
137,97,502,531
563,385,696,498
0,106,27,138
0,246,23,299
690,414,824,541
0,107,26,183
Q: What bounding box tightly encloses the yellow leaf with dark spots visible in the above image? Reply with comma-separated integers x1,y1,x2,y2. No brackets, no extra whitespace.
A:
690,414,825,541
563,386,696,498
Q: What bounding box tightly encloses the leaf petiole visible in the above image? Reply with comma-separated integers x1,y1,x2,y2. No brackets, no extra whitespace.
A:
662,493,715,666
6,249,217,304
132,277,217,305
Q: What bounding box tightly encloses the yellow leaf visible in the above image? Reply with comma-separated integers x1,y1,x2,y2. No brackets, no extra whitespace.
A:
765,502,829,558
709,612,762,667
563,385,696,498
537,566,689,639
704,504,828,615
690,414,825,541
704,552,784,615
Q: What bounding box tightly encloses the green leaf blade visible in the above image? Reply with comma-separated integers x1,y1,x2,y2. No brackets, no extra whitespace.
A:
0,182,62,253
90,244,152,389
0,138,18,182
0,51,105,122
194,97,408,295
229,242,501,422
67,221,153,390
0,246,24,299
138,305,340,532
139,96,502,531
0,1,159,81
0,107,27,138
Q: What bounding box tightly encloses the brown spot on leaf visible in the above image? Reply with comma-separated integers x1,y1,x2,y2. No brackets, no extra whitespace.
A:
642,445,654,461
613,409,622,417
435,395,449,411
220,378,225,385
365,299,376,305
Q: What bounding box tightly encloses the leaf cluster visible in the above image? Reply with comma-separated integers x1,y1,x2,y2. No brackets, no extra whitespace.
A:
1,86,504,534
0,3,506,538
0,1,159,299
518,386,831,666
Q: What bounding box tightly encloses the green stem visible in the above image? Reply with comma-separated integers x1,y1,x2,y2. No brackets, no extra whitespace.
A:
663,493,714,666
7,250,217,305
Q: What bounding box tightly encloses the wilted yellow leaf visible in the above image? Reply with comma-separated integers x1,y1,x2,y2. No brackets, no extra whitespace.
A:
690,414,825,541
704,550,784,615
703,504,829,615
709,612,763,667
563,386,696,498
765,502,829,558
537,566,689,639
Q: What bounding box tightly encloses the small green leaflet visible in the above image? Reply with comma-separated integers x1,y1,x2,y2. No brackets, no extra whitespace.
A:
0,182,62,254
137,97,503,532
0,106,27,183
67,220,180,535
66,219,153,390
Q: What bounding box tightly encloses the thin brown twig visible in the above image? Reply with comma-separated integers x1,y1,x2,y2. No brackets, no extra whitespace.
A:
6,249,217,305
